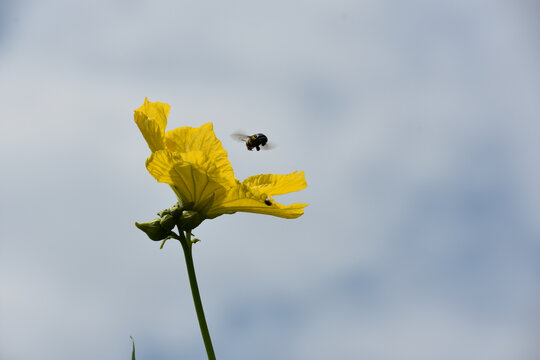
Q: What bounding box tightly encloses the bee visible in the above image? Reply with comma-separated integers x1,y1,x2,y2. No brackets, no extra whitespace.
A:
231,132,273,151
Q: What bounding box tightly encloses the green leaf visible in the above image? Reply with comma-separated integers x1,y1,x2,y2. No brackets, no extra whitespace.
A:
130,336,136,360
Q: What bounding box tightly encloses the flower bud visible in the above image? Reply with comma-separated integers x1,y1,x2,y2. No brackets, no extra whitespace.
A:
178,210,204,230
168,202,183,218
159,214,176,231
135,219,171,241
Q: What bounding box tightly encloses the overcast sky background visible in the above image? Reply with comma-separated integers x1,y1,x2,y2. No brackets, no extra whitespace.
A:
1,0,540,359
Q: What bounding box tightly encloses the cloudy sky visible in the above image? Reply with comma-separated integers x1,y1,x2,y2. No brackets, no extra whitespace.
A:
1,0,540,359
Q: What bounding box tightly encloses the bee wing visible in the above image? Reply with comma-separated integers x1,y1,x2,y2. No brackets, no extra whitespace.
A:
230,132,250,142
261,141,276,150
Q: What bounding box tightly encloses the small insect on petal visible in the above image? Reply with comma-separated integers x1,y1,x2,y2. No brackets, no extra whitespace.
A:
264,199,272,206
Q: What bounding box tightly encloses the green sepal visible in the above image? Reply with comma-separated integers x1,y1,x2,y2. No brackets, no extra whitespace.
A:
160,214,175,231
178,210,204,230
135,219,171,241
157,202,183,219
168,202,183,218
156,209,167,218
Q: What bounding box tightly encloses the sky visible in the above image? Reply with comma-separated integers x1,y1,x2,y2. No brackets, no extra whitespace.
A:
1,0,540,359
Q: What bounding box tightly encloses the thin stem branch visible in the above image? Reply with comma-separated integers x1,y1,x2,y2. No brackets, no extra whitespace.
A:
179,231,216,360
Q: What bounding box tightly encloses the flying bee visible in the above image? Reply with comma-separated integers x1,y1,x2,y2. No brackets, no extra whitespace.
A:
231,132,274,151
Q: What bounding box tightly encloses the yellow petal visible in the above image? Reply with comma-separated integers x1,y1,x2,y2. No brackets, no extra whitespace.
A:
207,181,308,219
209,197,308,219
164,122,236,187
242,171,308,197
145,150,229,211
134,98,171,152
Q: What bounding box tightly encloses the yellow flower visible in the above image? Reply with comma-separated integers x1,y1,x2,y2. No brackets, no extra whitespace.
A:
134,98,308,223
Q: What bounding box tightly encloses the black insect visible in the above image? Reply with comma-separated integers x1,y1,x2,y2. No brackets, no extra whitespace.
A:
231,133,273,151
264,199,272,206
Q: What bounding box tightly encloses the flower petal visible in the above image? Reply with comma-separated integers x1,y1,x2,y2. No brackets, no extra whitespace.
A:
208,198,308,219
164,123,236,187
207,181,308,219
146,150,229,211
242,171,307,197
134,98,171,152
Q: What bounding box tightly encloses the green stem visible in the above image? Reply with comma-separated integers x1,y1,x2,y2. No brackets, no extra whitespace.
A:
179,231,216,360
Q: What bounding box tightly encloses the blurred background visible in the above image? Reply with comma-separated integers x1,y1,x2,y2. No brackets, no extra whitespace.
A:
1,0,540,359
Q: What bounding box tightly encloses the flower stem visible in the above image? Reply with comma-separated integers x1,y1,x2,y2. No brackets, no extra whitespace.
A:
179,231,216,360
